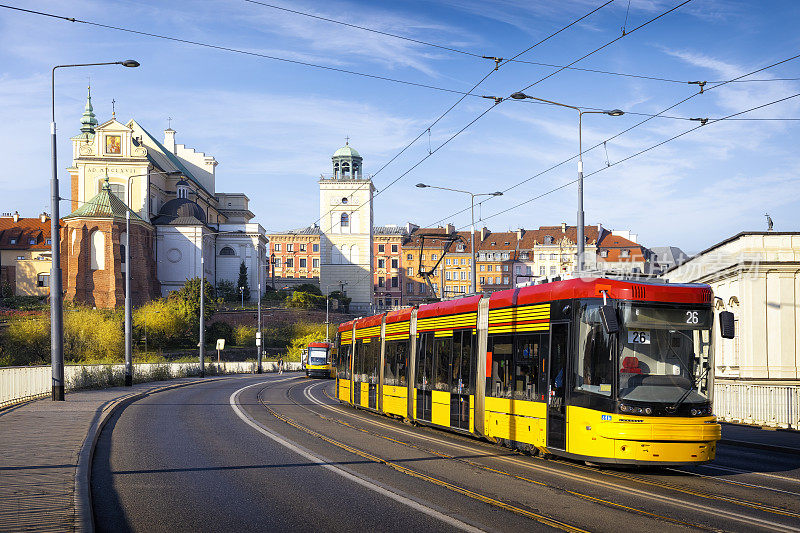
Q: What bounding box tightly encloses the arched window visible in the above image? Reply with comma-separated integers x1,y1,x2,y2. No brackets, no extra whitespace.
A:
219,246,235,256
350,244,359,264
340,245,348,264
341,162,350,178
90,230,105,270
340,212,349,228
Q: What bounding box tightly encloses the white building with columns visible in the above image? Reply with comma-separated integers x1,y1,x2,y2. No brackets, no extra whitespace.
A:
319,142,374,312
665,232,800,381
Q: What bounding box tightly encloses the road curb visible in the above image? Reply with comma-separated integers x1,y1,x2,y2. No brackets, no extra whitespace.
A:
719,438,800,456
74,377,231,533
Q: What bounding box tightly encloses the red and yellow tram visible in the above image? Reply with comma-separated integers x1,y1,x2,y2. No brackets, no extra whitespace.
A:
334,277,732,466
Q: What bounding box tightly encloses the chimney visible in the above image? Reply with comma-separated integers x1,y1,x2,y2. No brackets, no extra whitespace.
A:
446,223,455,235
597,223,603,236
164,128,176,154
561,222,567,233
40,212,48,223
480,227,489,241
516,228,524,240
12,211,19,223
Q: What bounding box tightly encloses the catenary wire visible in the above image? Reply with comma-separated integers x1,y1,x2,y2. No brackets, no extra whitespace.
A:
308,0,697,292
460,92,800,228
428,49,800,227
241,0,797,85
309,0,616,233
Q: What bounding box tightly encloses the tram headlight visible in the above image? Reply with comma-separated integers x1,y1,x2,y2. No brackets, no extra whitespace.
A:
619,404,629,412
644,407,652,415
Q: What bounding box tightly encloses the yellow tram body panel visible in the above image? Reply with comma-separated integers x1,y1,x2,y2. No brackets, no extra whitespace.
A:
338,378,351,403
484,397,546,446
382,385,408,417
564,406,721,463
306,363,332,377
431,390,450,427
360,382,370,408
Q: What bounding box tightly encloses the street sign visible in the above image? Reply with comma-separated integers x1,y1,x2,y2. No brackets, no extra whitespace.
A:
216,339,225,350
255,338,261,347
255,331,261,340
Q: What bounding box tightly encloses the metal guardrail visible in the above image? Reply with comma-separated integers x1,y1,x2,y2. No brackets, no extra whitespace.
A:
0,361,301,408
714,381,800,429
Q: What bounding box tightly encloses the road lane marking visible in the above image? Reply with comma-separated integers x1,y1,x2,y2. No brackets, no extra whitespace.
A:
230,381,484,533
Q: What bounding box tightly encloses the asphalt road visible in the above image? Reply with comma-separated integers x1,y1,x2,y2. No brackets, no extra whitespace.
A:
92,375,800,532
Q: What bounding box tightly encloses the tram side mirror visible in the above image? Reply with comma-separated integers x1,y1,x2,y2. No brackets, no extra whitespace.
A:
599,305,619,335
719,311,735,339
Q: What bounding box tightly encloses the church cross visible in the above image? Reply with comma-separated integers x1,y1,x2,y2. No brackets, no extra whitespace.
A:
111,99,116,119
168,116,173,129
345,135,349,145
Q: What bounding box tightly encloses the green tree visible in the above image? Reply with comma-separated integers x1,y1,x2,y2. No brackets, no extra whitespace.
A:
216,279,238,302
168,277,218,342
237,261,250,302
329,290,351,313
294,283,322,295
287,291,325,309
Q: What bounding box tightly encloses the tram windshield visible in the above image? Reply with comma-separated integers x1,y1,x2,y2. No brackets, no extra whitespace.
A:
618,305,712,404
309,346,328,365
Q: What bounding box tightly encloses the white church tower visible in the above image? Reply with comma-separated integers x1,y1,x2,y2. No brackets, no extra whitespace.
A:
319,141,374,313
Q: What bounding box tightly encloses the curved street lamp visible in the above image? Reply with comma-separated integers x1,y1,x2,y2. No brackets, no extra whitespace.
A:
509,92,623,272
50,59,139,401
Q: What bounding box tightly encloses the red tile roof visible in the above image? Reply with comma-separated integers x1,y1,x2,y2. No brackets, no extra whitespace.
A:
0,217,51,250
518,225,601,249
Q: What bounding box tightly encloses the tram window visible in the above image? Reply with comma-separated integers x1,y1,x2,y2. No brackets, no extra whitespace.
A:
353,340,363,381
416,333,434,390
434,337,452,391
514,334,545,400
576,304,614,397
451,333,462,394
396,341,408,386
338,343,351,379
488,335,514,398
384,341,396,386
366,339,379,384
459,331,473,394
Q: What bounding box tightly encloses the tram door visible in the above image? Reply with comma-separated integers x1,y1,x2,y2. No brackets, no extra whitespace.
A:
416,333,433,421
450,330,472,430
353,340,362,406
547,322,569,450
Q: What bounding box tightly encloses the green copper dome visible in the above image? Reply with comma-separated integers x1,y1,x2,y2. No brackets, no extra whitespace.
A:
333,143,361,159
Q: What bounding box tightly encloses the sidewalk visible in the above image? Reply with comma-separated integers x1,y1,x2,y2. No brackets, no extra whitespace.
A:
0,377,227,532
720,422,800,455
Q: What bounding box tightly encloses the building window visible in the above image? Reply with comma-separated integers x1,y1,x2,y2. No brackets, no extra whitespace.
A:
487,265,493,271
479,276,485,284
502,252,509,260
479,265,485,272
445,258,451,266
274,258,282,268
29,238,36,245
378,244,385,253
46,238,51,245
407,267,413,276
520,252,528,260
550,266,556,276
544,235,553,244
515,265,521,273
378,277,385,287
407,253,413,260
540,266,546,275
431,254,437,261
312,258,319,268
494,253,501,260
391,244,398,253
445,271,451,281
340,213,349,228
502,276,509,284
503,265,509,271
299,258,307,268
550,253,557,260
90,230,105,270
37,273,49,287
219,246,235,256
313,243,319,252
16,255,24,260
9,238,16,244
286,258,294,268
420,254,425,261
299,244,306,252
600,250,608,258
287,244,293,252
391,276,398,288
273,243,281,252
391,258,398,269
621,249,630,258
378,259,385,269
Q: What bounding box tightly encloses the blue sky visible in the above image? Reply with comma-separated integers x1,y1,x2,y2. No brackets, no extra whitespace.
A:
1,0,798,253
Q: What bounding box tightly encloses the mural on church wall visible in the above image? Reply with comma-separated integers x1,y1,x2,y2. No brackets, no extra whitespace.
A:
105,134,121,154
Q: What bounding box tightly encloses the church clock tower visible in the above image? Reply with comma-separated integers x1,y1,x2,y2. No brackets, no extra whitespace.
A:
319,141,374,312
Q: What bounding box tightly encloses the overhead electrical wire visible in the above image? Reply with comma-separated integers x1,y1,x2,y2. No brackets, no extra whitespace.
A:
466,91,800,228
309,0,617,234
428,49,800,227
241,0,797,85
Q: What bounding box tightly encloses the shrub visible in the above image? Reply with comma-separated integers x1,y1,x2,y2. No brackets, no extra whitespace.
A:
0,316,50,366
168,277,218,342
207,321,234,346
294,283,322,295
2,295,47,310
237,261,250,301
64,308,124,362
133,299,191,349
234,324,256,346
287,291,325,310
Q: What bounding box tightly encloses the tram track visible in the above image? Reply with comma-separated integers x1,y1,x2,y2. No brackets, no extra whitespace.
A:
257,379,589,533
286,380,800,532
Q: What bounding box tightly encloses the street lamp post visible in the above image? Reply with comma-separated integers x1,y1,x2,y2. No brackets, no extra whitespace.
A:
257,243,262,373
415,184,502,295
124,169,179,386
50,59,139,401
510,92,623,273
